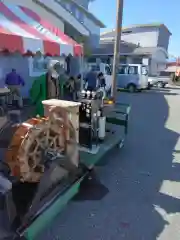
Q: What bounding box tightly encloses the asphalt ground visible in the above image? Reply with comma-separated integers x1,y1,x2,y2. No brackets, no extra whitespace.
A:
37,86,180,240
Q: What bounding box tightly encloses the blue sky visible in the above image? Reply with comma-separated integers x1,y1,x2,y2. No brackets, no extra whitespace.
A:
89,0,179,57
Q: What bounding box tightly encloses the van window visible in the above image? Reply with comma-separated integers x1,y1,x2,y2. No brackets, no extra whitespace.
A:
105,66,111,75
118,66,128,74
128,66,138,75
141,66,148,75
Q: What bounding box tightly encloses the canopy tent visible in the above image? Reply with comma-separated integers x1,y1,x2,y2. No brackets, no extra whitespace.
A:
0,1,83,56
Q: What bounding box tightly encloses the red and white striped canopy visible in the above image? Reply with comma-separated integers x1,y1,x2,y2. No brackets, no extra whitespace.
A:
0,1,83,56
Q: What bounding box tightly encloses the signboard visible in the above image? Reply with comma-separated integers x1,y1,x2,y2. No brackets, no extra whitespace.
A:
142,58,149,65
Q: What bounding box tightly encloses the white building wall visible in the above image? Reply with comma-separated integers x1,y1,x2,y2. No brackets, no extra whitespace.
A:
126,57,133,64
165,66,179,73
149,49,167,75
5,0,65,31
152,49,167,74
122,31,159,47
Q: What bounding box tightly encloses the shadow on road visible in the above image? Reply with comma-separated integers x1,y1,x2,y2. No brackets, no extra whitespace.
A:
37,89,180,240
111,89,180,239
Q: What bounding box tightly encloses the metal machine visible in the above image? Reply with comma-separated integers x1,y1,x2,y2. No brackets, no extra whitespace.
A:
0,96,127,239
79,89,106,152
0,100,85,239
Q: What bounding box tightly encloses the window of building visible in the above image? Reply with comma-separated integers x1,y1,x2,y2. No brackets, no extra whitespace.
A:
70,3,76,15
65,2,71,11
60,0,66,8
77,10,84,23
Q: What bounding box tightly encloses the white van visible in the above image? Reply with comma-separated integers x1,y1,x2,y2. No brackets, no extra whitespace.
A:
117,64,149,92
85,63,148,93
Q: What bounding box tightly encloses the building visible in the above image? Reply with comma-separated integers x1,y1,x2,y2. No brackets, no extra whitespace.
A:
58,0,106,48
165,62,180,74
91,23,172,76
5,0,105,49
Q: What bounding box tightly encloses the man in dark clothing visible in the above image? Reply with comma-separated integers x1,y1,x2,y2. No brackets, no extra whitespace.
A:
97,72,106,88
85,70,97,91
63,76,75,101
5,69,25,107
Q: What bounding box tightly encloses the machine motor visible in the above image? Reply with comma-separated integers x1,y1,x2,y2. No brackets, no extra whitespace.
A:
79,90,103,150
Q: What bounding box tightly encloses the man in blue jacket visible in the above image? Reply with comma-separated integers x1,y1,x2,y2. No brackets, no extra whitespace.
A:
5,69,24,108
85,69,97,91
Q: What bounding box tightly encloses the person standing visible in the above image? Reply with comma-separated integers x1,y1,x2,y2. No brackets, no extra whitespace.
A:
97,72,106,88
63,76,75,101
5,69,24,108
74,74,81,100
30,60,61,117
85,69,97,91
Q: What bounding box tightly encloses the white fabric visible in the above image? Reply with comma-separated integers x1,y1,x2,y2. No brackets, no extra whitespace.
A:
0,12,37,39
4,2,68,44
49,60,60,78
60,43,73,56
0,1,81,56
23,37,44,53
51,73,59,79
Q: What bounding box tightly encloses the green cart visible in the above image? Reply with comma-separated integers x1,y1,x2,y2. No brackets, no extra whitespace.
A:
19,102,131,240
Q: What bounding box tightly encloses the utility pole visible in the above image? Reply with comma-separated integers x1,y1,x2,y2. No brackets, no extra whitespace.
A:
112,0,124,101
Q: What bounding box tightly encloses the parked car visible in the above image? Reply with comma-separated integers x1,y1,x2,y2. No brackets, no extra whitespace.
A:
85,63,149,93
117,64,149,92
148,76,170,89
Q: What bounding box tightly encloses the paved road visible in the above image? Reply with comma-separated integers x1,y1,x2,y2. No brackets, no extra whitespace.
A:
38,86,180,240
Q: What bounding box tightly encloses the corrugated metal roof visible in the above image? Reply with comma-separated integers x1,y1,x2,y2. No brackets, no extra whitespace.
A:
92,44,168,58
132,47,157,55
132,47,168,58
92,40,136,55
101,23,172,37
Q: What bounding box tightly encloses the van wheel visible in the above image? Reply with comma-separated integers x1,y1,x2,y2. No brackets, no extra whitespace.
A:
127,84,136,93
147,83,151,90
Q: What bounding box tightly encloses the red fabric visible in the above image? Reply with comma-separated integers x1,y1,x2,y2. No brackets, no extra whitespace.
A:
43,41,60,56
0,3,83,56
0,2,48,40
20,6,83,55
0,24,23,53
